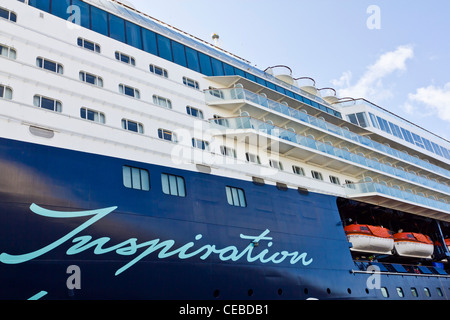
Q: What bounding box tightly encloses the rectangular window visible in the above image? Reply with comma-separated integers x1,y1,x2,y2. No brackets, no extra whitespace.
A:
431,142,443,157
121,119,144,134
90,5,108,36
0,85,12,100
211,58,225,76
422,138,434,152
411,133,425,148
185,46,200,72
123,166,150,191
36,57,63,74
388,122,403,139
149,64,168,78
400,128,414,144
156,34,172,61
172,41,187,67
226,186,247,208
161,173,186,197
77,37,101,53
376,116,392,134
153,95,172,109
79,71,103,87
80,107,105,124
142,28,158,55
192,138,209,150
51,0,71,20
198,52,213,76
183,77,200,90
71,0,90,28
311,170,323,181
186,106,204,119
109,13,125,43
125,21,142,49
158,129,177,142
33,95,62,112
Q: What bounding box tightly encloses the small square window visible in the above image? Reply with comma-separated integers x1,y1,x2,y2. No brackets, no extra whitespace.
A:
122,166,150,191
226,186,247,208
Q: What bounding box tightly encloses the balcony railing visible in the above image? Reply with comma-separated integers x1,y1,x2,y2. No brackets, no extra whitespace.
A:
210,116,450,196
345,182,450,214
205,88,450,180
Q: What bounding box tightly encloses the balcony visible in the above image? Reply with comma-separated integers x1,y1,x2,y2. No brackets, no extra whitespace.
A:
210,116,450,197
345,182,450,222
206,88,450,180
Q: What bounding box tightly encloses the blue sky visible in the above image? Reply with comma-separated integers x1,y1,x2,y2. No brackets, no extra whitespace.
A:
132,0,450,143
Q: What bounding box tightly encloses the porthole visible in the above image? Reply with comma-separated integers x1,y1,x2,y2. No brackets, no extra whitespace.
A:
248,289,254,297
213,290,220,298
277,289,283,296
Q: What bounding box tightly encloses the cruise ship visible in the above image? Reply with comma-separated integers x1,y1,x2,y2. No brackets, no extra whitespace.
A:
1,0,450,301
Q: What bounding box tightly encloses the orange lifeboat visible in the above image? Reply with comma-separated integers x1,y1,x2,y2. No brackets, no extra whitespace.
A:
393,232,434,259
344,224,394,255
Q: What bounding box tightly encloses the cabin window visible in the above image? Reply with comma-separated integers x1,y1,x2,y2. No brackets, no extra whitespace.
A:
246,153,261,165
424,288,431,297
437,288,443,297
0,7,16,22
115,51,135,66
149,64,168,78
158,129,177,143
220,146,237,158
153,95,172,109
36,57,63,74
77,37,101,53
79,71,103,87
161,173,186,197
123,166,150,191
396,287,405,298
0,85,13,100
186,106,204,119
329,176,341,185
121,119,144,134
311,170,323,181
0,44,16,59
119,84,140,99
192,138,209,151
411,288,418,298
292,166,305,176
380,287,389,298
269,159,283,171
33,95,62,112
226,186,247,208
80,107,105,124
183,77,200,90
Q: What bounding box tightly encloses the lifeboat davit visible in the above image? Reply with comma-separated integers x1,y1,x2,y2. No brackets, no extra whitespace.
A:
344,224,394,255
394,233,434,259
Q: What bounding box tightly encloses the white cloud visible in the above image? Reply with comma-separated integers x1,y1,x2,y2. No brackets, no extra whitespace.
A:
407,83,450,122
332,45,414,102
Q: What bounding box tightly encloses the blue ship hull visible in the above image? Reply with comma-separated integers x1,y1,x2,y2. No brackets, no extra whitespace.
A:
0,137,448,300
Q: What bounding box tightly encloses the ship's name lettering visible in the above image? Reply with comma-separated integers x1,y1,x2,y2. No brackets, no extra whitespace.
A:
0,204,313,275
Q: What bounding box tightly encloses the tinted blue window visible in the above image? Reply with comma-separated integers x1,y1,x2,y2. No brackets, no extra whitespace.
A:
90,5,108,36
275,85,286,95
185,47,200,72
223,63,235,76
172,41,187,67
234,68,245,77
377,117,392,134
256,77,266,86
431,142,443,156
71,0,90,29
245,72,256,82
109,14,125,43
266,81,276,90
441,147,450,159
211,58,224,76
142,28,157,55
285,90,294,98
400,128,414,144
388,122,403,138
422,138,434,152
411,133,424,148
29,0,50,12
125,21,142,49
157,34,172,61
199,52,213,76
51,0,71,20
